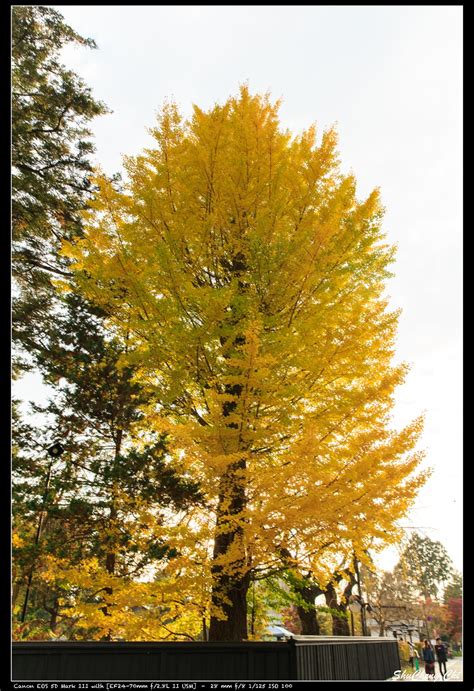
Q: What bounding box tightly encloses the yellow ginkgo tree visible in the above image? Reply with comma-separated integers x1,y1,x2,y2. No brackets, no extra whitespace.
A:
62,86,427,640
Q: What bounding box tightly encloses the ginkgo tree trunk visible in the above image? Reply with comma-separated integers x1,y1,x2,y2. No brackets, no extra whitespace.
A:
62,86,426,640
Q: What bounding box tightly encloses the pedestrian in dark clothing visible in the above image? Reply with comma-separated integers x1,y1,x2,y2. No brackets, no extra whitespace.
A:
422,639,436,678
435,638,448,677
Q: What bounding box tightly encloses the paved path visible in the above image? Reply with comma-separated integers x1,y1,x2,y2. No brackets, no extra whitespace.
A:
389,656,463,682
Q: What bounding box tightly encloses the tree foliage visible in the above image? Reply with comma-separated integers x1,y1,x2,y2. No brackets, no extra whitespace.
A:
62,87,427,639
395,533,453,600
446,597,462,644
443,571,462,602
443,571,462,646
361,563,418,636
12,294,203,640
12,5,107,371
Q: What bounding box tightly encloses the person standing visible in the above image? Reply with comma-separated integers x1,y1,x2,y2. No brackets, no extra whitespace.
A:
413,644,420,671
434,637,448,677
408,641,420,671
408,640,414,669
422,639,436,678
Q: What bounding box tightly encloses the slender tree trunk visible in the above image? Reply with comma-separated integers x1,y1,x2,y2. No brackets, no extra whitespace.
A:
99,510,117,639
49,596,59,632
12,580,23,609
100,427,122,639
353,556,368,635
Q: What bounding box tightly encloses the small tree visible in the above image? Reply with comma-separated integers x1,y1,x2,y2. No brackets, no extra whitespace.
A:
396,533,453,601
362,566,418,636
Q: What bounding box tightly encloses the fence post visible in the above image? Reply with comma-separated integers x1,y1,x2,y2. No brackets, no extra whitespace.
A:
287,638,298,680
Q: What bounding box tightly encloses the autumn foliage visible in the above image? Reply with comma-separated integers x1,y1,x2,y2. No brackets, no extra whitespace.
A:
28,86,427,640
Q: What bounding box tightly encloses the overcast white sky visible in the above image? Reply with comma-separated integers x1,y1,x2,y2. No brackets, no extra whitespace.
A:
15,5,462,573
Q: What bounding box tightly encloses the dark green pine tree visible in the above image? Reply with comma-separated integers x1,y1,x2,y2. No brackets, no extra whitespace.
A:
12,293,203,639
12,5,108,373
11,7,204,640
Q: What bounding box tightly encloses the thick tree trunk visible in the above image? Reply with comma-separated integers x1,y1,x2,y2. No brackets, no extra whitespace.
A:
338,608,351,636
208,566,250,641
325,583,350,636
208,458,250,641
277,550,323,636
297,602,320,635
209,250,251,641
295,577,322,635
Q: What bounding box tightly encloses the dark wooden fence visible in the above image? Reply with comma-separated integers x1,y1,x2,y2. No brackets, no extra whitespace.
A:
293,636,400,680
12,636,400,681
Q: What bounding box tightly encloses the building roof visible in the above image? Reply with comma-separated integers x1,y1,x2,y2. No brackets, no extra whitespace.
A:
267,625,295,637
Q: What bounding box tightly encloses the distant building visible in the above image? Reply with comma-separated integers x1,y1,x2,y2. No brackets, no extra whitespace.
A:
366,617,422,642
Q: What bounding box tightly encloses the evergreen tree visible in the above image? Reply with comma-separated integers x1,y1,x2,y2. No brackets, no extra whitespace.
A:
12,294,202,639
396,533,453,600
12,5,107,371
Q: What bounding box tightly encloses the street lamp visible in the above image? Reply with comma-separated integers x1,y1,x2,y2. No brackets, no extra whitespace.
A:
348,597,362,636
348,594,372,636
47,442,64,458
406,625,416,643
399,623,409,642
19,441,65,624
353,556,370,636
